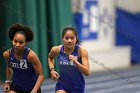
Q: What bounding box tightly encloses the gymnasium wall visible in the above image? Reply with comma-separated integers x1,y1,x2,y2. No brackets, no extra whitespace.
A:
72,0,131,72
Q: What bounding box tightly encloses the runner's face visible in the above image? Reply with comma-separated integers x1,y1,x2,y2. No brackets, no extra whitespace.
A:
12,33,26,52
63,30,77,49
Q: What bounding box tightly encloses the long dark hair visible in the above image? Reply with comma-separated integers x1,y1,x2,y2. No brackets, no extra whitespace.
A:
62,26,80,44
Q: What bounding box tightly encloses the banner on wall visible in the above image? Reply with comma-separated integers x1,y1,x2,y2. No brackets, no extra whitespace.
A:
116,8,140,64
74,0,98,40
82,0,98,40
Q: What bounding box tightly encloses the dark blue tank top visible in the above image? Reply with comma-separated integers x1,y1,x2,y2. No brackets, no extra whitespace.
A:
57,44,85,90
9,47,38,91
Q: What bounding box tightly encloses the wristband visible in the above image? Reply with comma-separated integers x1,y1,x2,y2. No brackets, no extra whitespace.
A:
31,91,36,93
50,68,55,71
5,80,12,84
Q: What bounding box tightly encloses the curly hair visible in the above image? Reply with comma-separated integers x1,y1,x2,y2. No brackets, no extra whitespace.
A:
8,23,33,42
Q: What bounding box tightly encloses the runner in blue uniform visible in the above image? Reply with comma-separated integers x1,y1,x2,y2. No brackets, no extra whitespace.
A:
3,23,44,93
48,26,90,93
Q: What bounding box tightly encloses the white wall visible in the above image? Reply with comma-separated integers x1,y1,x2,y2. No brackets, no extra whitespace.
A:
82,0,116,50
117,0,140,13
88,46,131,72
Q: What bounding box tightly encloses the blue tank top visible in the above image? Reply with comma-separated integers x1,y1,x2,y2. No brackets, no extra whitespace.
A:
9,47,38,91
57,44,85,90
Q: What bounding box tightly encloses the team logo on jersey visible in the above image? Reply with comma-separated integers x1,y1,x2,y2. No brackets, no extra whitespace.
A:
11,58,13,60
10,59,28,69
60,56,78,66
